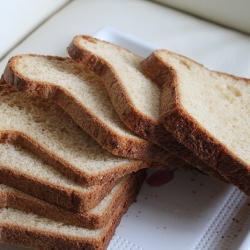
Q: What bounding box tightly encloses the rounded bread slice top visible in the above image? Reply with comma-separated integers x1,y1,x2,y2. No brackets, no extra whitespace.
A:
67,35,228,182
0,83,149,185
0,168,144,228
3,54,187,168
148,49,250,194
0,142,125,212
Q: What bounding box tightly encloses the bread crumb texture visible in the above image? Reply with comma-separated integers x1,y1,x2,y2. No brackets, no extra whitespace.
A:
0,86,134,175
160,52,250,164
78,38,161,120
0,143,95,191
15,56,138,138
0,207,102,237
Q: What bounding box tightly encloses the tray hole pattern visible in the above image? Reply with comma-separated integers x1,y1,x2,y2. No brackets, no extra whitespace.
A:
108,235,144,250
195,186,250,250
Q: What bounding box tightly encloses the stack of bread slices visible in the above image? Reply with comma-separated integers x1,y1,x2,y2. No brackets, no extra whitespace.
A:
0,35,249,249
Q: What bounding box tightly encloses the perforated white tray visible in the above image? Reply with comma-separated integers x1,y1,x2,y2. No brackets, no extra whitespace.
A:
1,26,250,250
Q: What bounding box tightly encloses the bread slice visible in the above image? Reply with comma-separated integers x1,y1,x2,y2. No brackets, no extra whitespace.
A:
0,81,154,186
2,54,187,168
141,49,250,194
0,180,137,250
0,143,125,212
0,169,145,229
67,35,226,181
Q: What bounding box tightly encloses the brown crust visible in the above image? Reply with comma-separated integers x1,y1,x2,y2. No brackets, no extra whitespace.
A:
67,36,192,169
146,50,250,194
66,36,227,176
0,163,121,213
0,80,155,186
2,55,185,168
0,170,145,229
0,183,137,250
140,51,229,182
67,36,161,141
1,128,150,186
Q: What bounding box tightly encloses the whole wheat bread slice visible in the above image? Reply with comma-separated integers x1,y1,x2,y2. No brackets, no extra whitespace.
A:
0,143,124,212
0,169,144,229
67,35,226,182
0,181,137,250
142,49,250,194
2,54,187,168
0,81,154,186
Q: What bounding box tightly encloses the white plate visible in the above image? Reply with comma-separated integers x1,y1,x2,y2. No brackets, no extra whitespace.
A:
1,26,250,250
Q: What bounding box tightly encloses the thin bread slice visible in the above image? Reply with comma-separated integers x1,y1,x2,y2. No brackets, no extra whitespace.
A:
2,54,187,168
67,35,226,181
142,49,250,194
0,143,122,212
0,181,137,250
0,169,145,229
0,81,153,186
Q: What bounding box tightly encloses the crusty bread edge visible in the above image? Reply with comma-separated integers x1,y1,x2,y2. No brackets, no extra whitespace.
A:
3,54,177,167
67,36,190,169
0,184,138,250
0,79,153,185
0,162,123,212
0,170,145,229
148,50,250,194
66,36,164,143
140,50,227,182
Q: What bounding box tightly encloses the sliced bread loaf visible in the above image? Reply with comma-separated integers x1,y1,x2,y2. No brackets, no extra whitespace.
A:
0,143,123,212
142,49,250,194
2,54,187,168
67,35,226,181
0,181,136,250
0,81,154,186
0,169,144,229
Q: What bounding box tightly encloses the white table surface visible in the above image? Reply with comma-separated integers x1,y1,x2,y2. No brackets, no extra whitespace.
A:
0,1,250,249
